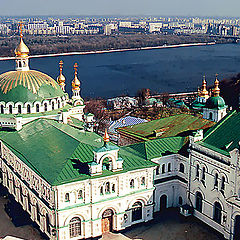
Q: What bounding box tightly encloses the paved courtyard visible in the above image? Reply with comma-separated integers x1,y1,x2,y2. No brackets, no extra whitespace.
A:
0,195,223,240
122,209,224,240
0,197,43,240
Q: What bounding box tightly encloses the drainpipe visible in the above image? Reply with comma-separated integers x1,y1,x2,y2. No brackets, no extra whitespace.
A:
53,187,59,240
187,139,194,208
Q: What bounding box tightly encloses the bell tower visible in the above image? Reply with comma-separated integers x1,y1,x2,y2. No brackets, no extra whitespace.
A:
15,22,30,71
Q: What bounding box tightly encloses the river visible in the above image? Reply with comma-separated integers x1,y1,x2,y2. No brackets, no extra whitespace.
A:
0,43,239,98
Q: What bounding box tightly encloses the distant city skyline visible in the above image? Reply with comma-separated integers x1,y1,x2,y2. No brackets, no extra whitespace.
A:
1,0,240,17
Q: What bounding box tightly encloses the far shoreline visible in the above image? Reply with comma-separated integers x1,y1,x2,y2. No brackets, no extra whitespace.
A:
0,42,216,61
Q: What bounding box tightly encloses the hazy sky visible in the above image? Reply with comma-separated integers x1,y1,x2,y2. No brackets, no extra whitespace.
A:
0,0,240,17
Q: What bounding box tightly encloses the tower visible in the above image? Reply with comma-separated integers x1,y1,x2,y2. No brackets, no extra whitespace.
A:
72,63,81,101
15,22,30,71
57,60,66,92
203,74,227,122
198,76,209,103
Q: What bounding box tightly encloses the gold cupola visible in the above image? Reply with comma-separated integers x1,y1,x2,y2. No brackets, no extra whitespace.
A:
199,76,209,98
57,60,66,91
213,74,220,97
14,22,29,58
72,63,81,91
103,128,110,145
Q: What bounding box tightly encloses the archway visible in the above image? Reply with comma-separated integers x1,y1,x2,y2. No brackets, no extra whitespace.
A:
101,209,114,233
234,215,240,240
160,194,167,211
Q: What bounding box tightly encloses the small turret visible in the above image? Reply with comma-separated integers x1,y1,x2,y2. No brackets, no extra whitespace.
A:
103,128,110,146
199,76,209,99
15,22,30,71
212,74,220,97
57,60,66,91
72,63,81,100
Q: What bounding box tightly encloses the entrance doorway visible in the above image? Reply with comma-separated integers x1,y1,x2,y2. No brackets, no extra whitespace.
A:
101,209,114,233
234,215,240,240
160,195,167,211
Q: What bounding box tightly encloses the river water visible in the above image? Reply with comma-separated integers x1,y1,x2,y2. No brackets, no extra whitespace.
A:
0,43,240,98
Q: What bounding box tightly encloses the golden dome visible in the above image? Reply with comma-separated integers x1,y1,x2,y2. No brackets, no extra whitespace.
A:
0,70,60,94
103,128,110,144
199,76,209,98
57,61,66,85
72,63,80,90
15,37,29,58
213,74,220,97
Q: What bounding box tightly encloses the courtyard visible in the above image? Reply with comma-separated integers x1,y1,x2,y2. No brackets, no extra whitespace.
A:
0,193,223,240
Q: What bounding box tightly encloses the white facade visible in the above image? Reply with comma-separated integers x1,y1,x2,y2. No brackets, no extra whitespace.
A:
203,107,227,122
188,136,240,240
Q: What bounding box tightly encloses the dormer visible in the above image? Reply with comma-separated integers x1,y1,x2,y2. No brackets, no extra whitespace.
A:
89,129,123,175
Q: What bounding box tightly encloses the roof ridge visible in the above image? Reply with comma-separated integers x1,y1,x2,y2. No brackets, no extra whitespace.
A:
46,119,82,143
202,110,236,141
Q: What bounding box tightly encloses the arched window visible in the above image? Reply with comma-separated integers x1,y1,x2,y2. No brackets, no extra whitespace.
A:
196,191,203,212
44,103,48,111
36,203,41,222
141,177,145,186
9,105,13,114
105,182,110,193
156,166,160,175
69,217,81,238
213,202,222,224
112,184,115,192
19,185,23,203
196,164,200,178
214,173,218,188
102,157,112,171
202,167,206,181
58,100,61,108
18,105,21,114
221,176,225,191
179,196,183,205
27,104,31,114
132,201,142,222
0,105,4,114
52,101,55,110
179,163,185,173
28,193,31,212
12,177,16,195
78,190,83,199
36,104,40,113
209,112,213,120
46,213,50,233
162,164,165,174
168,163,171,172
65,193,70,202
100,186,103,195
130,179,134,189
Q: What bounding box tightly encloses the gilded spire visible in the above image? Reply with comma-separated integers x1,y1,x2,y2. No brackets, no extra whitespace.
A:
72,62,81,90
57,60,66,91
213,74,220,97
199,75,209,98
15,21,29,58
103,128,110,145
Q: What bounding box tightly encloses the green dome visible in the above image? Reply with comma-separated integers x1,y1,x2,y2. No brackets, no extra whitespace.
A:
205,96,226,109
0,70,66,103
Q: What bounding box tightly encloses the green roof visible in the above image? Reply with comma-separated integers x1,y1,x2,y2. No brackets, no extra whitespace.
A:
205,96,226,110
124,136,188,160
118,114,215,141
0,118,156,186
199,110,240,156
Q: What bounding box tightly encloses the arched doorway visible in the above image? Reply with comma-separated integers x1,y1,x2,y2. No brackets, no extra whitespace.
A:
160,194,167,211
101,209,114,234
234,215,240,240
